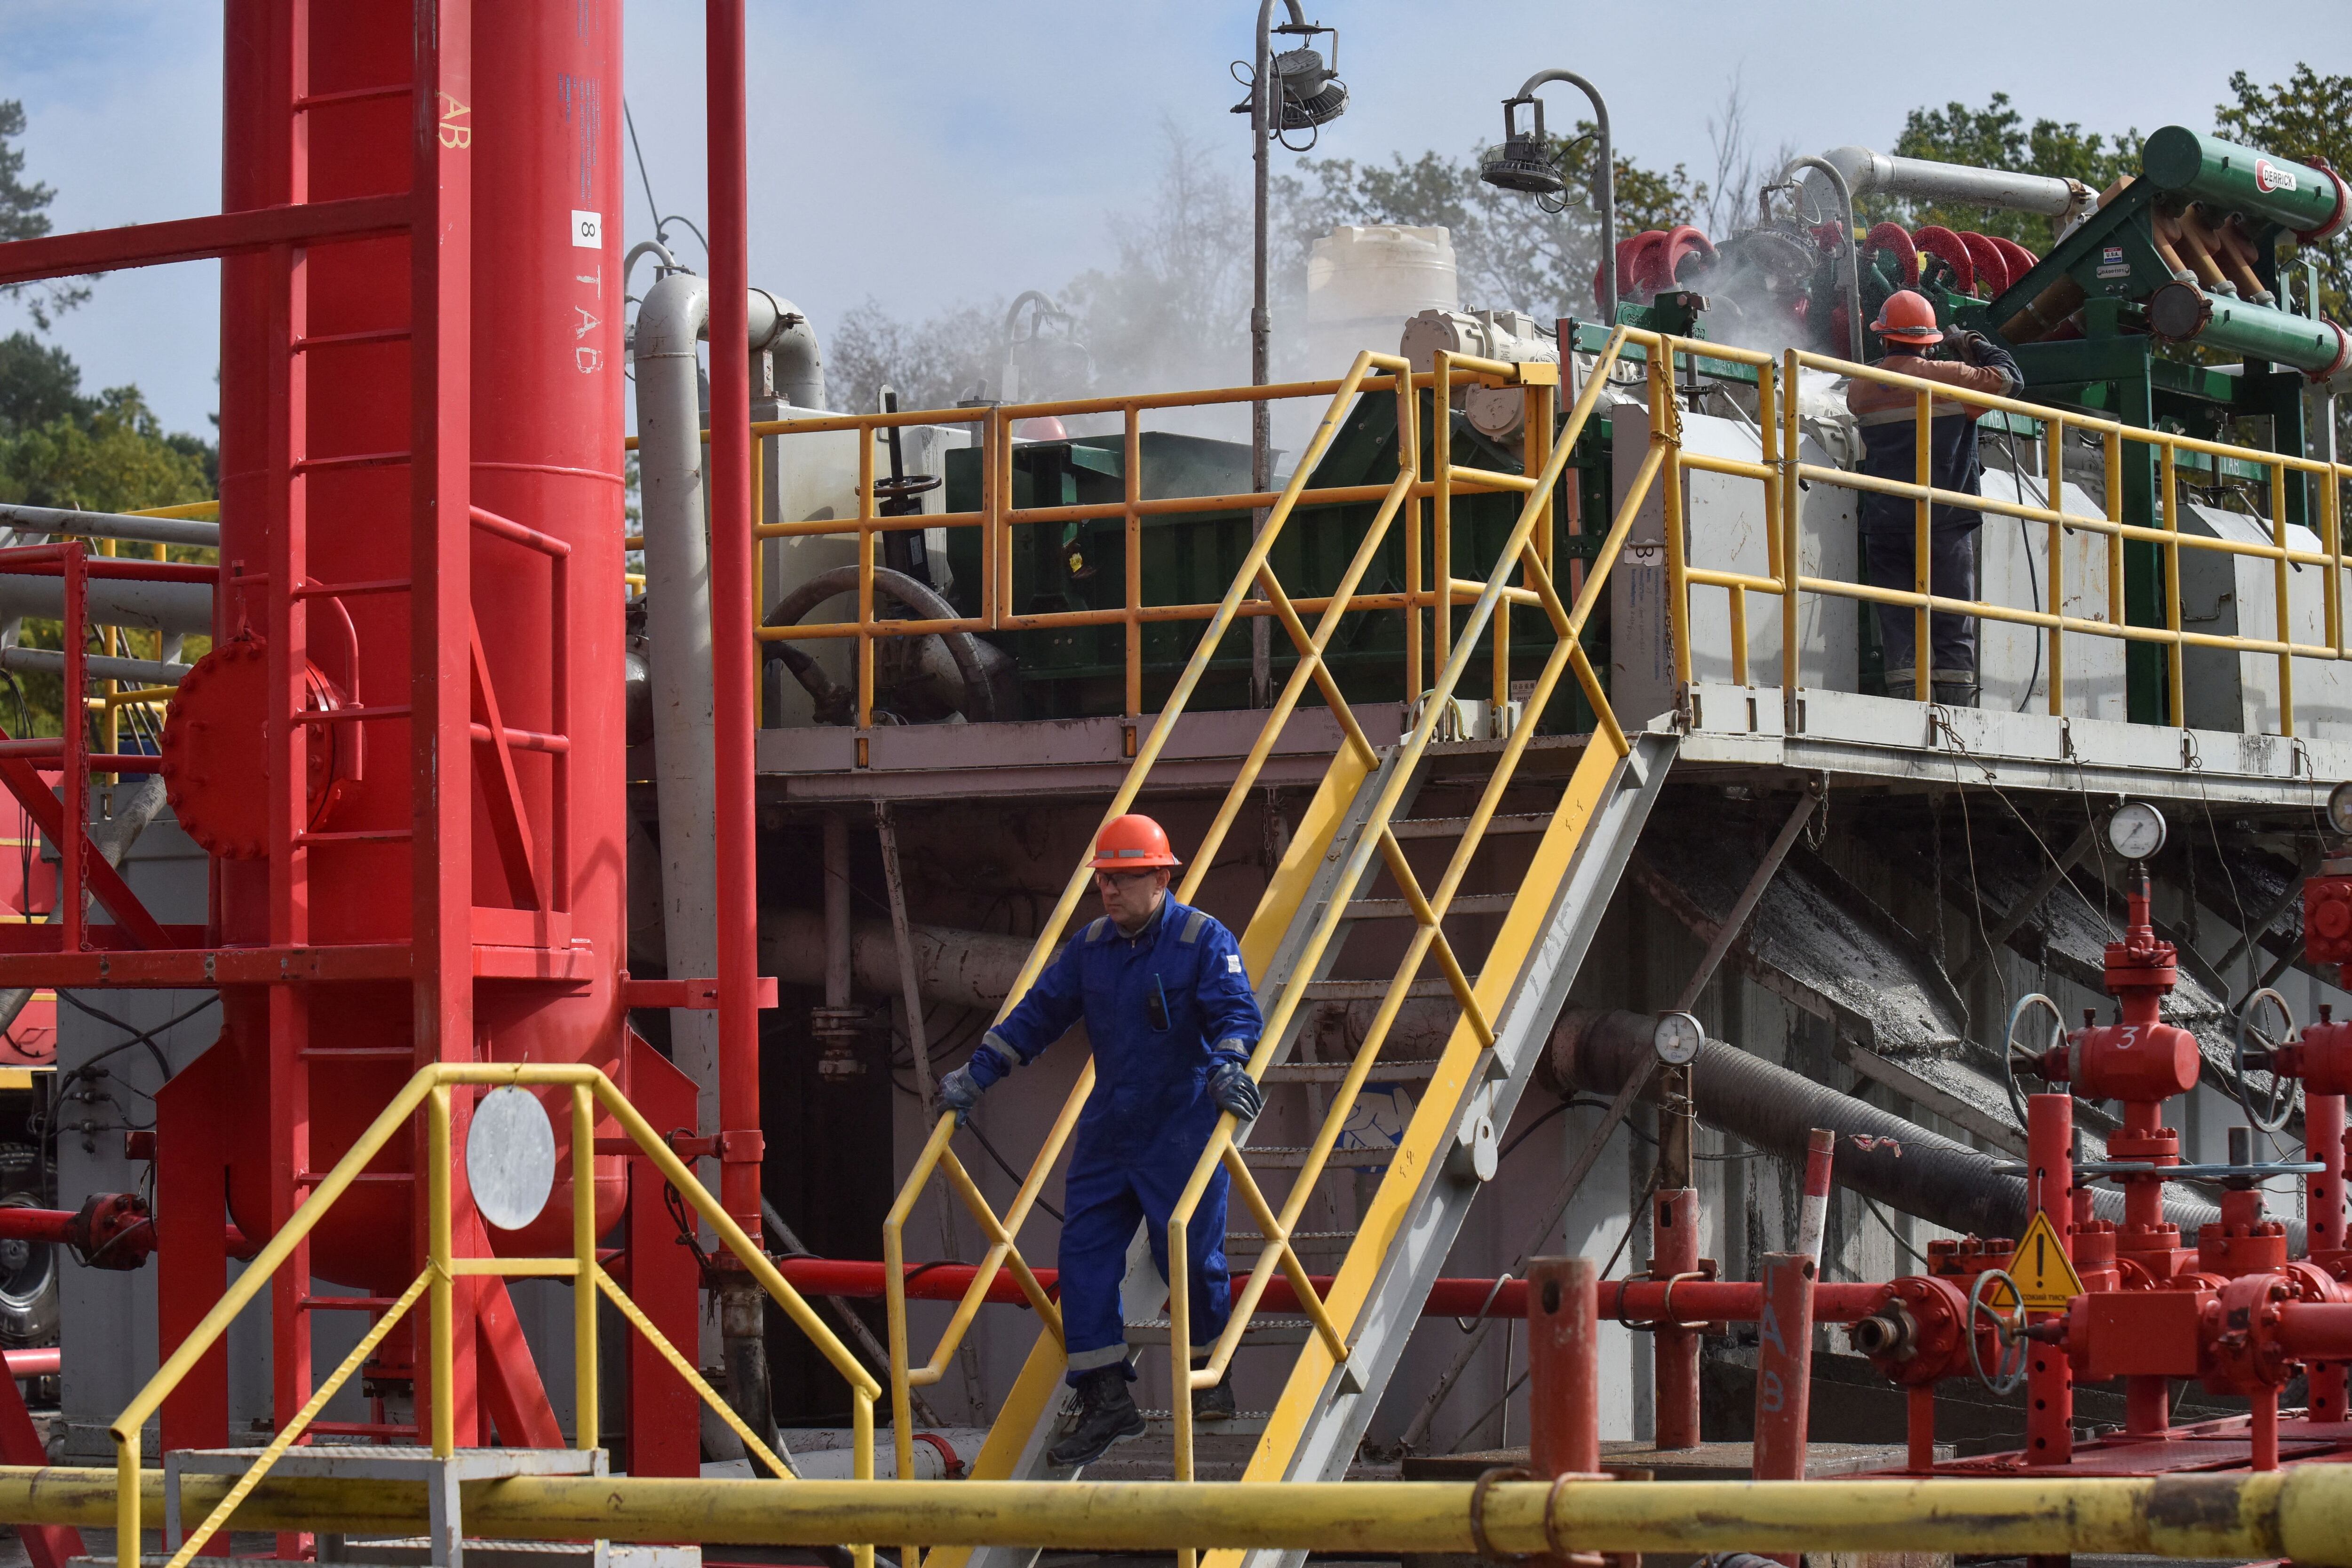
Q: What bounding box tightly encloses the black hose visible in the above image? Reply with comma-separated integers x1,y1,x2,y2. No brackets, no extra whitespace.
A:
763,565,998,723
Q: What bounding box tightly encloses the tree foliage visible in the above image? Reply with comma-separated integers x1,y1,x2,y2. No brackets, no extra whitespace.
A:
0,100,91,330
0,333,214,511
1273,121,1699,328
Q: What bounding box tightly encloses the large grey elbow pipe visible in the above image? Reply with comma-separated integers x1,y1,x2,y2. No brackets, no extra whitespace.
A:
1777,155,1864,363
635,273,809,1132
752,288,826,410
1541,1008,2248,1250
1804,146,2094,225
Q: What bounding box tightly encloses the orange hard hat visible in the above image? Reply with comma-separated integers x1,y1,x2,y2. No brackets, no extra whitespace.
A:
1871,289,1944,345
1091,813,1180,871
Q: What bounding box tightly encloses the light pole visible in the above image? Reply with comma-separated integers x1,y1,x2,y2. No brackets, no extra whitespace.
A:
1480,71,1616,322
1241,2,1345,705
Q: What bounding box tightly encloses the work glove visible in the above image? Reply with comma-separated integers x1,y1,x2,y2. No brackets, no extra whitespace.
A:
1208,1061,1263,1122
1950,329,1987,365
937,1064,987,1126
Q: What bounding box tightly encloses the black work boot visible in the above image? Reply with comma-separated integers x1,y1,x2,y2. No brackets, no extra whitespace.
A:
1931,669,1980,708
1047,1364,1145,1467
1191,1358,1237,1422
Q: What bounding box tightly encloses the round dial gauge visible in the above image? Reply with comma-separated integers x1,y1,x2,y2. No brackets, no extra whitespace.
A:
2108,800,2168,862
2329,780,2352,837
1653,1011,1704,1067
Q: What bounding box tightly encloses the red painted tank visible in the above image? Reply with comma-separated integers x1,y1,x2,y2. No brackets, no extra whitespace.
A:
208,0,628,1290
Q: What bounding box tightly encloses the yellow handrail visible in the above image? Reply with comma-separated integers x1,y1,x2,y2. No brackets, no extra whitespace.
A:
1648,338,2352,735
1158,328,1645,1505
113,1062,879,1568
879,351,1436,1526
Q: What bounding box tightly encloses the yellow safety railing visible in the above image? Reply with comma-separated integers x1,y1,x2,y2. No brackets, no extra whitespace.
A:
111,1062,881,1568
1658,333,2352,732
631,370,1559,734
1155,329,1650,1515
874,332,1661,1555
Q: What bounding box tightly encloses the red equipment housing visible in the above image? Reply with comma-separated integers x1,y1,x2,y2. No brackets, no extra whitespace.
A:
202,0,631,1294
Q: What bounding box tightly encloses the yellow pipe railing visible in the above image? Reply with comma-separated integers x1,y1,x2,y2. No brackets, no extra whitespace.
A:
880,350,1447,1535
112,1062,880,1568
1161,328,1641,1508
1747,345,2352,734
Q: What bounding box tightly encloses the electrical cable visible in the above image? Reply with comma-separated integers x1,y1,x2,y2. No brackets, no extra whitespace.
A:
963,1117,1062,1224
621,99,665,250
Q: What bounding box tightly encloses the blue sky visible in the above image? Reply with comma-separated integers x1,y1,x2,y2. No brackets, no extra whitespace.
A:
0,0,2320,437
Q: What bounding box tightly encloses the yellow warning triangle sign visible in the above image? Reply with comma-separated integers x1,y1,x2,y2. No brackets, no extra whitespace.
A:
2010,1209,2085,1310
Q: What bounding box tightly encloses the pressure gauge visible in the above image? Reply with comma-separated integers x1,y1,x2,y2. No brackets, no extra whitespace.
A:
2107,801,2168,862
1653,1011,1704,1067
2328,780,2352,838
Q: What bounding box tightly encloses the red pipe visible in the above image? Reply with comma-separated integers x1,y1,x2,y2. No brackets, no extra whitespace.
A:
1527,1258,1599,1479
4,1349,56,1379
2026,1093,2074,1465
0,1211,75,1246
777,1259,1882,1323
1752,1251,1817,1560
2309,1092,2347,1419
1652,1186,1702,1449
705,0,763,1243
2277,1300,2352,1360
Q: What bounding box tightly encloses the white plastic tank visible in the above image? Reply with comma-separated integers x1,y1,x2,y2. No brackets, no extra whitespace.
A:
1304,225,1458,380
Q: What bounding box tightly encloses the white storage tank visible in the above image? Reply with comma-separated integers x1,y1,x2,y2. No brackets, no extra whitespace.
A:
1304,224,1459,380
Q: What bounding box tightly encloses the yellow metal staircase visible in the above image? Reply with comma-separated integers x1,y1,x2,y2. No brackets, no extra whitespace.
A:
882,330,1680,1568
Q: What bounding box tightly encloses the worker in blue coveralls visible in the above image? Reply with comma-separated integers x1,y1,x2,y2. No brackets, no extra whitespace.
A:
937,811,1265,1468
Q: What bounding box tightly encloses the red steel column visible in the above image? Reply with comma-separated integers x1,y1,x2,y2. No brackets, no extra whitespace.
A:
705,0,764,1243
1527,1257,1600,1479
1752,1251,1815,1481
412,0,479,1446
2308,1093,2347,1420
2026,1093,2073,1464
1651,1187,1700,1449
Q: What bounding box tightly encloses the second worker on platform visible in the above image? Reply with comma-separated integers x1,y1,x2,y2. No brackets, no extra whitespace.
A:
938,812,1266,1468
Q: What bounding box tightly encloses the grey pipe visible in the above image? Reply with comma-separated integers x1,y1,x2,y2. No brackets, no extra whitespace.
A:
0,646,188,687
1804,145,2093,224
0,575,212,638
759,909,1036,1014
635,270,724,1133
0,503,221,550
1776,156,1863,362
636,271,834,1131
1518,70,1614,321
1542,1008,2243,1249
750,288,826,411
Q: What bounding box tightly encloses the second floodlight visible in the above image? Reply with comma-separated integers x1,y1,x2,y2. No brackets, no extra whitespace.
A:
1480,95,1569,199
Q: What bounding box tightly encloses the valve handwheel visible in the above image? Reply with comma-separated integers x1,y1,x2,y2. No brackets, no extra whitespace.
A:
2233,986,2297,1133
2002,993,2066,1131
1967,1267,2028,1396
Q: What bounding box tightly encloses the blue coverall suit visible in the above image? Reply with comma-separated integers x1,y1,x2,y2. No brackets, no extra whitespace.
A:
1847,337,2023,686
969,897,1263,1380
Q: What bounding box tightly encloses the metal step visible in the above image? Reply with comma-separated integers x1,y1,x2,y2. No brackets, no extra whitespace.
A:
1343,894,1516,919
1386,812,1551,839
1232,730,1679,1568
1226,1229,1356,1250
166,1445,604,1481
1296,978,1454,1001
1243,1144,1396,1169
1125,1318,1314,1346
329,1544,698,1568
1143,1410,1270,1438
1262,1059,1441,1083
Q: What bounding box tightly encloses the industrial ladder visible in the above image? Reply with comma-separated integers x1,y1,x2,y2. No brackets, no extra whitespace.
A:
882,330,1678,1568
